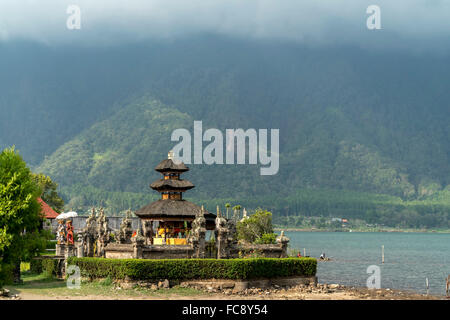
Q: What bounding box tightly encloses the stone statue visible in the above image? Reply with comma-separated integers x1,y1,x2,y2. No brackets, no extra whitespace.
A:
66,220,74,245
226,216,238,245
77,231,85,247
82,207,98,257
188,206,207,258
215,206,228,232
56,220,66,244
96,208,110,257
118,210,133,244
215,206,229,259
189,207,206,241
142,220,153,245
76,231,85,257
276,230,290,258
131,227,145,259
85,207,97,234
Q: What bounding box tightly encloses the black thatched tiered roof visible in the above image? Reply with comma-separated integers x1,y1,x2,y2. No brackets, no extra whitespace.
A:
135,200,215,220
155,159,189,173
135,153,216,227
150,179,195,191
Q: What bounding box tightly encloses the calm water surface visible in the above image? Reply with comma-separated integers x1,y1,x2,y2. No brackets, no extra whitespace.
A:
286,231,450,296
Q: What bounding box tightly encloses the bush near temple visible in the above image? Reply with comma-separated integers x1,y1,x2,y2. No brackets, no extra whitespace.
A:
30,258,59,277
254,233,278,244
237,209,277,244
29,259,43,274
67,257,317,281
41,259,59,277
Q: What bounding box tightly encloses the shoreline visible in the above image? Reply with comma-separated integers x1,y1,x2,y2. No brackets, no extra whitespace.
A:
2,281,447,300
274,227,450,233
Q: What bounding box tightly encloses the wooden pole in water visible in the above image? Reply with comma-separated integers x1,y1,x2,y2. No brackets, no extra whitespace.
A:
382,245,384,264
446,275,449,297
304,248,306,257
426,278,429,295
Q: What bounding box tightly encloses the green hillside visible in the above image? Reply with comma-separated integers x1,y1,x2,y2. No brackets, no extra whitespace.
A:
1,38,450,228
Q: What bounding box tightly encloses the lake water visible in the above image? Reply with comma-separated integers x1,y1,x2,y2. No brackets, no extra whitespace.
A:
286,231,450,296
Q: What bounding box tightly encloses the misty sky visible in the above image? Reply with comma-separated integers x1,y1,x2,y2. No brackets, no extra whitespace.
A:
0,0,449,52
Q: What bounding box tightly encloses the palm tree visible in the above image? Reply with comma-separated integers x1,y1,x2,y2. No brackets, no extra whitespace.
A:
232,205,241,221
225,203,231,219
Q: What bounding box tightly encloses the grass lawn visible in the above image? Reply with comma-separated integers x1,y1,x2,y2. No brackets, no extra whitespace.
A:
5,271,205,299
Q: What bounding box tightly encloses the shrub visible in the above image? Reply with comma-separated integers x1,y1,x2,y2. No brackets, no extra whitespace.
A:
254,233,277,244
42,258,59,277
30,259,43,274
237,208,275,243
46,240,57,250
30,257,59,277
0,262,14,286
67,257,317,281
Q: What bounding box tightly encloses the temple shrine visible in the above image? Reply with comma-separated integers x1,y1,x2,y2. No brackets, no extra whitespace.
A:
135,151,216,245
52,151,289,263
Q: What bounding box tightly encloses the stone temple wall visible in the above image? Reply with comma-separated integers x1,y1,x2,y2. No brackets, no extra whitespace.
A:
104,243,194,259
103,242,286,260
49,216,142,233
230,244,286,259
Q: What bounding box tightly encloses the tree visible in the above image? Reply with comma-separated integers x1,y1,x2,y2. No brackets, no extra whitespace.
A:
236,208,277,244
32,173,64,213
225,203,231,218
0,147,48,285
232,205,241,220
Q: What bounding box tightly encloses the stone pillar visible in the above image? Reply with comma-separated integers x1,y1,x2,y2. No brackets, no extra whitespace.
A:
64,244,76,259
56,244,65,256
142,220,153,245
133,242,143,259
55,244,61,256
198,229,206,259
189,205,207,259
217,232,228,259
77,243,84,258
96,239,104,258
132,231,145,259
86,236,95,257
191,239,199,258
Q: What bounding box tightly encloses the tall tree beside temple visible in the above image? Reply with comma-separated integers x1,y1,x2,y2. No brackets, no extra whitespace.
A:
32,173,65,213
0,147,48,285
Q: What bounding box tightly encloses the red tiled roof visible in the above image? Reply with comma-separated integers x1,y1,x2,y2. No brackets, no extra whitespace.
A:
37,197,59,219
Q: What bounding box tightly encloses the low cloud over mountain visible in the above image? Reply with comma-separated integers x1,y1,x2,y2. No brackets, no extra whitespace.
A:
1,0,450,52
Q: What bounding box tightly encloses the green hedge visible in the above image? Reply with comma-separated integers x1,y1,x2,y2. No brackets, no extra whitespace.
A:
46,240,57,250
67,257,317,281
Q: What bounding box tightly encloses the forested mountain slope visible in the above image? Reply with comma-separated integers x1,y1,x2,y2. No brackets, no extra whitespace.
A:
1,37,449,227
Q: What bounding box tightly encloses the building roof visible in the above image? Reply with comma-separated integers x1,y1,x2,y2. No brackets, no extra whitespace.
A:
155,159,189,173
135,199,215,221
37,197,59,219
150,179,195,191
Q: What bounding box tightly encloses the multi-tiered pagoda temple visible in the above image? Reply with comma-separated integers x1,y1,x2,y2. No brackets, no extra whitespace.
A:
135,152,216,245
